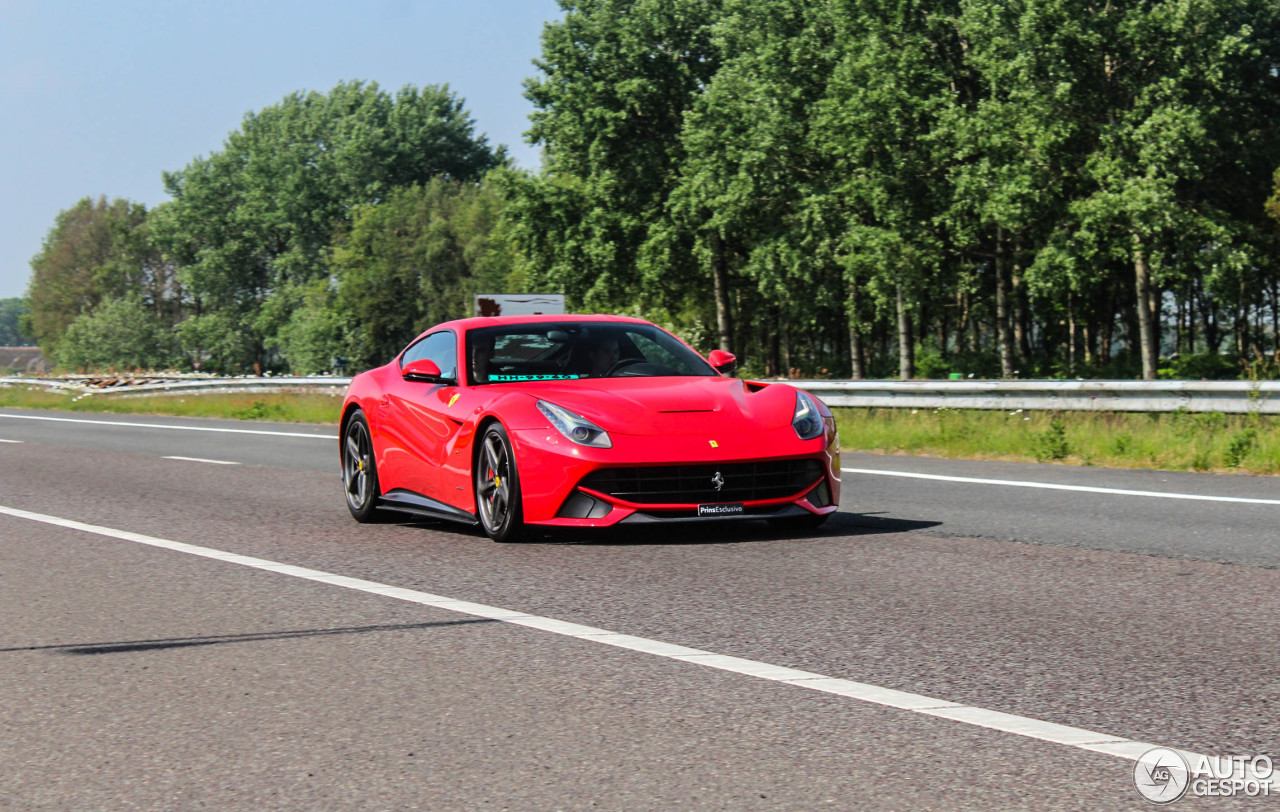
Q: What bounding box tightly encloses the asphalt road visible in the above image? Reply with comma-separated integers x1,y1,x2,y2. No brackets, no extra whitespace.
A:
2,406,1277,810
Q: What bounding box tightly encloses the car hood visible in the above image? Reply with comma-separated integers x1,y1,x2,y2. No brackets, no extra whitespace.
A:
519,376,797,436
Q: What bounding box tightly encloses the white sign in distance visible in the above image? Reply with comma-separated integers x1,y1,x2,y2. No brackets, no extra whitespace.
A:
474,294,566,317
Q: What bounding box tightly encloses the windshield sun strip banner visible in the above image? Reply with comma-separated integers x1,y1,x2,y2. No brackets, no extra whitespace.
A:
489,373,584,382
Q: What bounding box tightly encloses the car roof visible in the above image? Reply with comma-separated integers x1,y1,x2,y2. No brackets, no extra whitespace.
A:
435,314,652,335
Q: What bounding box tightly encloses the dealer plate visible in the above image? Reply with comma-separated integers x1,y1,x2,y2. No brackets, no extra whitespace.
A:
697,503,745,517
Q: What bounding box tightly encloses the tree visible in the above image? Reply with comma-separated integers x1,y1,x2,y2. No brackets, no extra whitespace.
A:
332,177,525,367
1269,168,1280,228
816,0,961,379
54,293,177,371
24,197,168,360
153,81,501,373
0,299,31,346
268,279,345,376
515,0,724,311
1051,0,1280,378
936,0,1085,377
662,0,843,365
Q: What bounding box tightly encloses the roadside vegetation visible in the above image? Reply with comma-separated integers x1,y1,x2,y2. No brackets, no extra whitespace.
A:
5,381,1277,475
833,408,1280,476
0,387,341,424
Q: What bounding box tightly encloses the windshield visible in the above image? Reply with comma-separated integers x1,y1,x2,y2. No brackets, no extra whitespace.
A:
466,322,716,385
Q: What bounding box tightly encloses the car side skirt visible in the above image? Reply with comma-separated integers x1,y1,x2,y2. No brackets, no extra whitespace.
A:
378,489,479,526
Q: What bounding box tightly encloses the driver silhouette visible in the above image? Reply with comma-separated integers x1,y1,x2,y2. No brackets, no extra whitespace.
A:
584,339,619,376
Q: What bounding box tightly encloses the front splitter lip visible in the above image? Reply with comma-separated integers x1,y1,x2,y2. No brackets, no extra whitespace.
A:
617,502,837,526
527,496,836,529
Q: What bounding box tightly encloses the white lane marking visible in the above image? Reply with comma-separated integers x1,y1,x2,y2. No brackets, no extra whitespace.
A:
0,438,22,443
162,456,240,466
0,504,1207,766
0,412,334,440
843,467,1280,506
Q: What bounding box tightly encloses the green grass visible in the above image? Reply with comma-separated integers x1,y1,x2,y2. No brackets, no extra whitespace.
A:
833,407,1280,475
0,386,342,424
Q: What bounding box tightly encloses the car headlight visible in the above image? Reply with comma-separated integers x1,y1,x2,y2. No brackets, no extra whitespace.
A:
537,400,612,448
792,391,824,441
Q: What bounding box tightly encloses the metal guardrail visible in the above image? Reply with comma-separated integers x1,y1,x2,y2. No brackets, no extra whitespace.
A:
792,379,1280,414
0,376,352,397
3,375,1278,413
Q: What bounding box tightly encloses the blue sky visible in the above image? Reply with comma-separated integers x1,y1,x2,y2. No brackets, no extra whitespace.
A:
0,0,563,299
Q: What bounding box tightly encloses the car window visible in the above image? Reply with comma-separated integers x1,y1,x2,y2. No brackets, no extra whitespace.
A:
401,330,457,380
627,331,683,368
494,333,555,362
466,322,714,384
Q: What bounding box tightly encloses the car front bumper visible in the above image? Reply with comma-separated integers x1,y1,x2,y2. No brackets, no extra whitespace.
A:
510,425,841,527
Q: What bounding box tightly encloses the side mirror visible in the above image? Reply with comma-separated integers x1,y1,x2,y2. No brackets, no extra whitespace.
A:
708,349,737,375
401,359,452,384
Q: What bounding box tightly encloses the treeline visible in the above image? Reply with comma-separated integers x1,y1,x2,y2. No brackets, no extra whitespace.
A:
511,0,1280,380
23,82,520,374
20,1,1280,379
0,299,29,346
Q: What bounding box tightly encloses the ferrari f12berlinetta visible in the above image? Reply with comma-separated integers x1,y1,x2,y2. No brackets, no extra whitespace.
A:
339,315,840,541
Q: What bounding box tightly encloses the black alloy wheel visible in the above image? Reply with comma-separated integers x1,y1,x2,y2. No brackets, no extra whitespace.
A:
475,423,527,542
343,411,381,522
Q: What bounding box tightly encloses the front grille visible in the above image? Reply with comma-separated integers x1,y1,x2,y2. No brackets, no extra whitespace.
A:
579,459,823,505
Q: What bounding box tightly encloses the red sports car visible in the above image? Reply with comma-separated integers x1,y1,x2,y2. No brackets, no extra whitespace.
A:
339,315,840,541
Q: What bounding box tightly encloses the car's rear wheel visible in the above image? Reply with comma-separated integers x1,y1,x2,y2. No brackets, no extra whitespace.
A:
475,423,527,542
343,411,381,523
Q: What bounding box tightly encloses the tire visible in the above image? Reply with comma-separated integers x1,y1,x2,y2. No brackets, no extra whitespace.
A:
342,411,382,523
474,422,527,542
767,512,830,532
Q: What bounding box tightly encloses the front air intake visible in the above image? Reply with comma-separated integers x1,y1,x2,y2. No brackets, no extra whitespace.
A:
578,460,823,505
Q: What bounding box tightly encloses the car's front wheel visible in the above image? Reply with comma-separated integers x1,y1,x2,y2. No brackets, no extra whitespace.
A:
343,410,381,523
475,423,527,542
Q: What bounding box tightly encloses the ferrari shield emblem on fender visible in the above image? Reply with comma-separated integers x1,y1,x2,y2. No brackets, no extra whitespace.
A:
711,471,725,492
447,393,460,408
708,440,719,448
